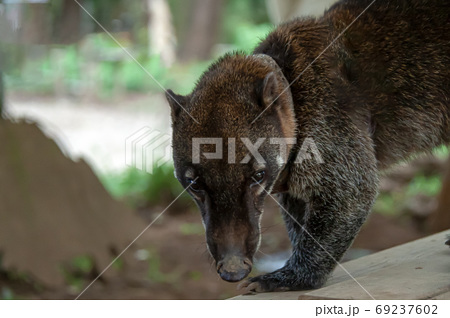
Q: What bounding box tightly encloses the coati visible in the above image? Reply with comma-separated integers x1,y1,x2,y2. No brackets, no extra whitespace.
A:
165,0,450,292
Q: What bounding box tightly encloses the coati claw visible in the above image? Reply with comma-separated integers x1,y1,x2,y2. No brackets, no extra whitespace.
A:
237,280,261,294
237,274,292,293
238,266,324,293
237,279,267,294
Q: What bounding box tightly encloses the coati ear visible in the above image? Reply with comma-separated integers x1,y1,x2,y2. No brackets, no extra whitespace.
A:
260,72,279,107
256,71,296,139
165,89,187,120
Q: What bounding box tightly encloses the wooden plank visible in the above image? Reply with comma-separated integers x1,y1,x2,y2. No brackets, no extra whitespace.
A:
299,263,450,300
233,291,307,300
429,291,450,300
232,231,450,300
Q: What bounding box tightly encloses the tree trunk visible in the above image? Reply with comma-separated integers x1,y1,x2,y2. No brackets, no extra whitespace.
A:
17,3,52,44
178,0,224,62
265,0,337,24
147,0,176,66
52,0,83,45
0,71,4,119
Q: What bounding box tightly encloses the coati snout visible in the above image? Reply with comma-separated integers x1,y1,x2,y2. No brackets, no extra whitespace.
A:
166,54,296,282
216,255,252,282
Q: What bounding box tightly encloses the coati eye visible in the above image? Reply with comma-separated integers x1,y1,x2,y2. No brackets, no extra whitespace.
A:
252,170,266,184
187,178,202,192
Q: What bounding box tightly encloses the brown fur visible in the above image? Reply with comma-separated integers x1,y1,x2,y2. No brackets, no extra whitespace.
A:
166,0,449,292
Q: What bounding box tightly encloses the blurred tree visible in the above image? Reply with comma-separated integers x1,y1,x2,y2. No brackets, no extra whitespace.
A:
147,0,176,66
178,0,224,61
221,0,270,50
265,0,337,23
88,0,124,33
16,1,52,44
51,0,83,44
0,71,4,118
0,0,83,45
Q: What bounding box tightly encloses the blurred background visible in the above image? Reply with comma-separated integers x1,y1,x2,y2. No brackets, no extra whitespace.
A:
0,0,448,300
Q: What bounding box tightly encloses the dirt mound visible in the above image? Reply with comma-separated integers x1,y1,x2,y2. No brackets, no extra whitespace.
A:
0,120,143,287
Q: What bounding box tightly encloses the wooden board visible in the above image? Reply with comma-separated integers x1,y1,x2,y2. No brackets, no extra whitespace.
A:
232,231,450,300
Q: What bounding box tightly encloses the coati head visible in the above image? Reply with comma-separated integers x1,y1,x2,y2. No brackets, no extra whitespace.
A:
166,53,296,282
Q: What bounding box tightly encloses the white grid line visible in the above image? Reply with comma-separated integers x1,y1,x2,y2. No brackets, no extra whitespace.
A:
75,178,197,300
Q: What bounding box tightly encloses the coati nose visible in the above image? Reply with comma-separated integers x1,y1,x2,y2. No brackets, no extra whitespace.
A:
217,256,252,282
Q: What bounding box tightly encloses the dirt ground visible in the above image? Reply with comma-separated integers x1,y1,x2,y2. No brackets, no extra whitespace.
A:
0,196,427,300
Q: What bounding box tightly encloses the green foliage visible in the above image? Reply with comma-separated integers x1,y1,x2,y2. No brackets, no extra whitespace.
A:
230,23,273,53
98,61,116,95
60,255,95,292
5,44,204,98
222,0,272,53
146,248,180,284
100,164,190,208
179,223,204,236
117,55,168,92
373,172,443,215
140,165,186,204
5,57,53,95
373,193,398,215
112,258,124,271
223,0,271,42
406,174,442,197
144,56,169,90
1,287,14,300
4,0,276,97
188,270,202,281
167,60,211,95
147,248,165,283
61,46,82,85
5,34,171,98
375,148,447,216
433,145,449,159
71,255,94,274
120,60,146,91
5,45,82,95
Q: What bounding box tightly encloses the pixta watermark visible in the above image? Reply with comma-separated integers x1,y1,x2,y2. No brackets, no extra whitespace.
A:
192,137,324,165
125,127,172,174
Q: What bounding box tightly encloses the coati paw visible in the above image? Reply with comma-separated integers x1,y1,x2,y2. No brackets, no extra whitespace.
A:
237,279,265,294
237,273,293,294
237,267,325,294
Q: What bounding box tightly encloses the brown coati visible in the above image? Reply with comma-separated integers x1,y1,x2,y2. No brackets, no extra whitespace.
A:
165,0,450,292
